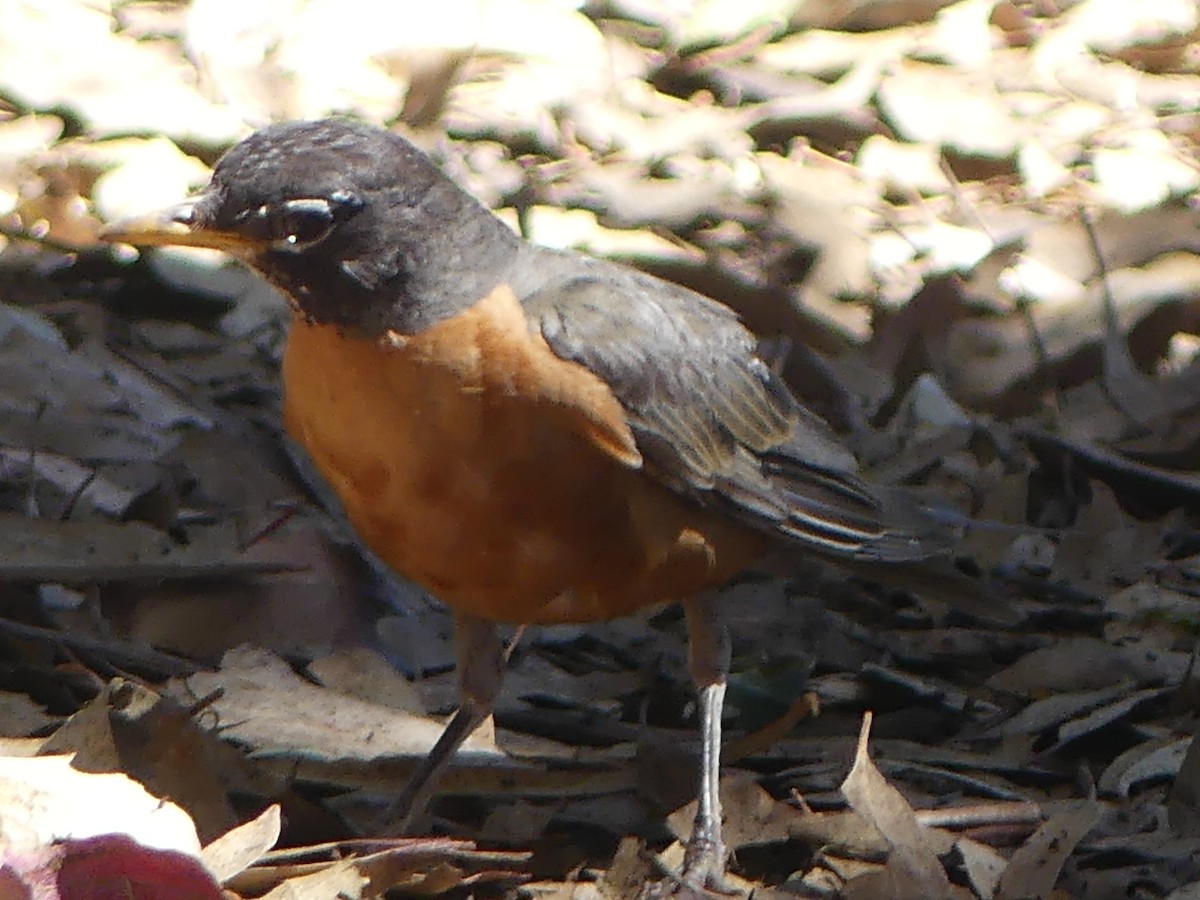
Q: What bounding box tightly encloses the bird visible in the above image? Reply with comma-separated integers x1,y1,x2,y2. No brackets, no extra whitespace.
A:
101,118,956,892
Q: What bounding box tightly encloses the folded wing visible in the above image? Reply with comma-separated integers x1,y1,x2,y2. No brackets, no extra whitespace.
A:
515,247,950,563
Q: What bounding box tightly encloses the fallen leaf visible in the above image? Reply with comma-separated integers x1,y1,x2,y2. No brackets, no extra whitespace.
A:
261,859,366,900
840,712,954,898
200,805,281,883
0,754,200,856
1,834,224,900
995,799,1100,899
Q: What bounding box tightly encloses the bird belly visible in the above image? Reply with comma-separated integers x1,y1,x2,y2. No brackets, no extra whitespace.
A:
281,290,765,624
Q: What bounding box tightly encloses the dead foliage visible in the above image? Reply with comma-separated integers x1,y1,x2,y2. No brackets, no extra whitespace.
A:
1,0,1200,897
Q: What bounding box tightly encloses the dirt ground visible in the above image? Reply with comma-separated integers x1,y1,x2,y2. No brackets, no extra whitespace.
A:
1,1,1200,897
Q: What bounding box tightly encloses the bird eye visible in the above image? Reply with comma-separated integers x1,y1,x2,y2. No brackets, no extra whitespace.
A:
233,192,363,253
270,198,338,252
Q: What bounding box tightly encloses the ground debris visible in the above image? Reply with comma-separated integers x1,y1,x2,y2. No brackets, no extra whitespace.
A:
1,1,1200,896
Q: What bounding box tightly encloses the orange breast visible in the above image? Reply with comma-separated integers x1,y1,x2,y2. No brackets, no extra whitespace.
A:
281,285,766,624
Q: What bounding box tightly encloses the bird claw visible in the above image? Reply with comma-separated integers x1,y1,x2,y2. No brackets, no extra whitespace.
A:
680,830,731,894
636,831,737,899
638,867,738,900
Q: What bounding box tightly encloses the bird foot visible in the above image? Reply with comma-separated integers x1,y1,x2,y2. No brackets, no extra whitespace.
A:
638,869,737,900
680,828,731,894
637,833,736,899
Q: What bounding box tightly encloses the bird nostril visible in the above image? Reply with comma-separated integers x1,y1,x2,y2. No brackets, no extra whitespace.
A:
169,203,199,226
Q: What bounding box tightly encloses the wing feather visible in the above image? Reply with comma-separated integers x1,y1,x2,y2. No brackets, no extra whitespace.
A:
515,246,948,563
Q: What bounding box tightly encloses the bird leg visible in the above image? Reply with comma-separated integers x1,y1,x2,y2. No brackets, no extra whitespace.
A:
384,614,506,834
680,594,732,890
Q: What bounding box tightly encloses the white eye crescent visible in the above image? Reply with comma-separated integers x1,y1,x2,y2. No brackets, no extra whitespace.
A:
235,191,363,253
271,198,338,253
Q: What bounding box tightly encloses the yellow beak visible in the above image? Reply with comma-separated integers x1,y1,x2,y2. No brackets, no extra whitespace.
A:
99,196,257,254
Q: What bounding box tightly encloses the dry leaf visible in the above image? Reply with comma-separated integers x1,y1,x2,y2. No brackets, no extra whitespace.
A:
995,799,1100,899
0,754,200,855
840,713,954,898
201,805,282,883
260,859,366,900
0,833,224,900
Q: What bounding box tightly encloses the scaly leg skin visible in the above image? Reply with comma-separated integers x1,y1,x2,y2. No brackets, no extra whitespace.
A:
380,614,505,835
679,594,732,892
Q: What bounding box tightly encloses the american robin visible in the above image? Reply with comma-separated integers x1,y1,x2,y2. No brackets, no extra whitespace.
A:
102,118,955,891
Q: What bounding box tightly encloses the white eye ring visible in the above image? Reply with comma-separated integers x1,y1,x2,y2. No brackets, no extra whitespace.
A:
269,198,338,253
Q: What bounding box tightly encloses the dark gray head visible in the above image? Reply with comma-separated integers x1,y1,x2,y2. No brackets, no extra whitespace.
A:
104,118,521,336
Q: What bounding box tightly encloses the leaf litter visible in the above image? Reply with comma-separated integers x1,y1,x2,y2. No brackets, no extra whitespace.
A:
1,0,1200,897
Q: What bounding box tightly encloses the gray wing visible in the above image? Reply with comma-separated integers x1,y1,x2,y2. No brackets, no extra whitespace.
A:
513,246,948,563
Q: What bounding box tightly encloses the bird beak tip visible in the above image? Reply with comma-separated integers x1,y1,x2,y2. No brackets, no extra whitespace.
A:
98,197,248,253
98,216,191,247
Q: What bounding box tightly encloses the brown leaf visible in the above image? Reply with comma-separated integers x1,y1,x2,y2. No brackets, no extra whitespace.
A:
200,804,281,884
840,712,954,899
39,679,237,843
260,859,365,900
995,799,1100,899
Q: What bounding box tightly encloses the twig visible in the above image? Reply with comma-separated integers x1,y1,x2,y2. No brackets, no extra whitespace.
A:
0,617,196,678
915,800,1042,830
